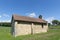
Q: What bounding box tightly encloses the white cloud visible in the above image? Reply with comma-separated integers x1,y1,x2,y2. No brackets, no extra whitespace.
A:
28,12,36,17
0,14,9,18
45,17,55,24
0,20,11,22
0,13,10,22
0,20,2,22
3,14,9,17
0,15,2,18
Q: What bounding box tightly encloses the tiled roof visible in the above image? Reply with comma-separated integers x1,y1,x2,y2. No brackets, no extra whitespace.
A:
12,14,47,23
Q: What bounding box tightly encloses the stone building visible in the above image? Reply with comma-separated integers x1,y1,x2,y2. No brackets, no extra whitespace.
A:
11,14,48,37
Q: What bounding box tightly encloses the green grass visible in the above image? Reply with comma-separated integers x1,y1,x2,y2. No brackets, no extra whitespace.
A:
15,29,60,40
0,27,14,40
0,26,60,40
49,25,60,29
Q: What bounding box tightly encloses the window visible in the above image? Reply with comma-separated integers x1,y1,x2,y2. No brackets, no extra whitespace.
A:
42,24,44,28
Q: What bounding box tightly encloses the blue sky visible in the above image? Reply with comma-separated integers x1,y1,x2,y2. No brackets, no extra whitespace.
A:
0,0,60,23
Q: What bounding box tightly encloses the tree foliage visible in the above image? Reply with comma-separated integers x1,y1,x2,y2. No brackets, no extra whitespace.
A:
52,20,59,25
0,22,11,27
48,23,51,26
39,15,42,19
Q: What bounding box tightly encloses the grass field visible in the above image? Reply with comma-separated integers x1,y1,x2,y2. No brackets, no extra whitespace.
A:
0,26,60,40
0,27,14,40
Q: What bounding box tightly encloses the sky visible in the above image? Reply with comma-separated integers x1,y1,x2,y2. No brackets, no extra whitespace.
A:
0,0,60,23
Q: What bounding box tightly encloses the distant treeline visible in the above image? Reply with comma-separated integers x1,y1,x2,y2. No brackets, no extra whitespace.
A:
0,22,11,27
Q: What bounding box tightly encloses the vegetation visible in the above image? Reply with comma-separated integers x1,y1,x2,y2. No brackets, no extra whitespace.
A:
52,20,60,25
39,15,42,19
0,22,11,27
15,26,60,40
48,23,51,27
0,27,14,40
0,25,60,40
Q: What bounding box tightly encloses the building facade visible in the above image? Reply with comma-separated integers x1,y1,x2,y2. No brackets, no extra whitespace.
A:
11,14,48,37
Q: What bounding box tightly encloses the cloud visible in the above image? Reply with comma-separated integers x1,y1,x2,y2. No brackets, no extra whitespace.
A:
0,20,11,22
3,20,11,22
3,14,9,17
0,14,9,18
0,13,10,22
45,17,55,24
28,12,36,17
0,15,2,18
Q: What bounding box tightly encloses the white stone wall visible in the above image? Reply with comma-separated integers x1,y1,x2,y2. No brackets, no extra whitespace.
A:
32,24,42,34
42,23,48,32
14,22,31,36
13,21,48,37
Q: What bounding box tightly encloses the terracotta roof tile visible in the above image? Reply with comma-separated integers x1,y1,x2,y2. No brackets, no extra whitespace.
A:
12,14,47,23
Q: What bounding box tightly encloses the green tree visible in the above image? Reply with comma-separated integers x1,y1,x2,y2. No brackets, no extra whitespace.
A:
58,21,60,25
48,23,51,27
52,20,59,25
39,15,42,19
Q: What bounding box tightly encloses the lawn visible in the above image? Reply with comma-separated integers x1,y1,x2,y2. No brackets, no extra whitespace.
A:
0,26,60,40
0,27,14,40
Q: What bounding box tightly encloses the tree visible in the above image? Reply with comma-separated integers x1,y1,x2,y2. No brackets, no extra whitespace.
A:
48,23,51,27
52,20,59,25
39,15,42,19
58,21,60,25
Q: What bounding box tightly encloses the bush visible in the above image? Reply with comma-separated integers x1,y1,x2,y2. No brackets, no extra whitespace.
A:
0,22,11,27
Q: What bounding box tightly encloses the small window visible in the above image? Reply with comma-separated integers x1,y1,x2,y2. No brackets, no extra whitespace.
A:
42,24,44,28
18,22,20,24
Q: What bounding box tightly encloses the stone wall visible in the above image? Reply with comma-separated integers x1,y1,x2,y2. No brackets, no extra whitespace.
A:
32,23,48,34
33,23,43,34
14,21,31,36
13,21,48,37
42,23,48,32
